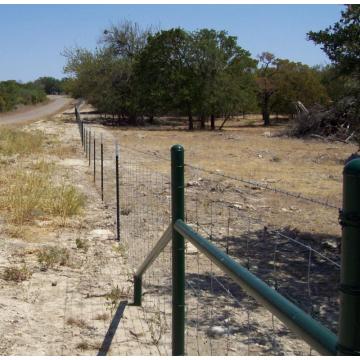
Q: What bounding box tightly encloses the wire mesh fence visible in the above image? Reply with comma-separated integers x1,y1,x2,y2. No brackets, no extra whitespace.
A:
76,112,341,356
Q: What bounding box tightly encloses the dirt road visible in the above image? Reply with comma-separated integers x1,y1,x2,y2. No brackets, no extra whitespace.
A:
0,95,73,126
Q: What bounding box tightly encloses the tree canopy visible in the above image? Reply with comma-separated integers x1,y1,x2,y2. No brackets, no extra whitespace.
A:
308,5,360,78
62,20,343,129
0,80,46,113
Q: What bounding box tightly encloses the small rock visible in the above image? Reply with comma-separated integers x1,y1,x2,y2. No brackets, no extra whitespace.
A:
186,243,198,254
207,326,227,338
232,203,243,210
51,281,57,287
186,180,200,187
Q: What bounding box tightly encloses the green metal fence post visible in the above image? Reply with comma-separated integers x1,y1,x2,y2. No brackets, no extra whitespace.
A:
133,275,142,306
115,143,120,242
338,159,360,355
171,144,185,356
88,131,91,167
101,134,104,201
93,134,96,182
85,129,87,155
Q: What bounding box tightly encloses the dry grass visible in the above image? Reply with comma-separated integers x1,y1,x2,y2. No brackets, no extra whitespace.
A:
98,115,355,238
0,165,84,225
111,116,355,205
94,313,109,321
2,265,32,282
0,128,45,156
37,246,70,269
66,317,88,328
75,238,89,251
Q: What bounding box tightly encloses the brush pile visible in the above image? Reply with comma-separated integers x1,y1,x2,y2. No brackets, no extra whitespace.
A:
286,96,360,145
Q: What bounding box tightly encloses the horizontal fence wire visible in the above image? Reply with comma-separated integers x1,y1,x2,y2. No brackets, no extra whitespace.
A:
117,144,339,210
76,115,340,356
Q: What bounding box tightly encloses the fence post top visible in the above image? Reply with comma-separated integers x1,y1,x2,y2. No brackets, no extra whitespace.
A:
344,158,360,176
171,144,184,153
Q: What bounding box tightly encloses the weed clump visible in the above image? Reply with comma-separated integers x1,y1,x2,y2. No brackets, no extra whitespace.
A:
37,246,70,269
105,285,129,313
67,317,88,328
75,238,89,252
0,167,85,225
2,265,32,282
0,128,45,156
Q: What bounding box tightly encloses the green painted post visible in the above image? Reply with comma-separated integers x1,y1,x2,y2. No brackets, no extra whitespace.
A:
115,143,120,242
338,159,360,355
93,135,96,182
85,129,87,155
88,131,91,167
133,275,142,306
171,144,185,356
101,134,104,201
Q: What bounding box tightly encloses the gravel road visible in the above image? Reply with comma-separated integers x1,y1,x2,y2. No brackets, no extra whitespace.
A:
0,95,73,126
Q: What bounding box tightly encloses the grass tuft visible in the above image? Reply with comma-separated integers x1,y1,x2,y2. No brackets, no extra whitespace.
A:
0,128,45,156
37,246,70,269
0,167,85,225
2,265,32,282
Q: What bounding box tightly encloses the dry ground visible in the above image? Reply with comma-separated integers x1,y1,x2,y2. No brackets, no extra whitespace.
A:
84,112,353,240
0,106,348,355
0,108,161,355
79,109,345,355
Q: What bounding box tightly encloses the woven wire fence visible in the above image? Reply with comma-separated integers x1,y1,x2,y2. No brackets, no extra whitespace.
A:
80,121,340,356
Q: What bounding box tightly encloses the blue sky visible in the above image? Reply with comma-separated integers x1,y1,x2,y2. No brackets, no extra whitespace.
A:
0,4,344,82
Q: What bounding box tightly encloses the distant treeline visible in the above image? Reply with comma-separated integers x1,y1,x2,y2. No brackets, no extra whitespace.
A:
62,21,345,129
0,77,68,113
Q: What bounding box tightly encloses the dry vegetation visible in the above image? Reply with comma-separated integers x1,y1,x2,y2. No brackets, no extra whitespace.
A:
0,128,85,228
108,115,355,206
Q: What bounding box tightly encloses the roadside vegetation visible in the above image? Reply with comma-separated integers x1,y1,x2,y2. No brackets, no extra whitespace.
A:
0,76,70,113
0,81,46,112
0,128,85,229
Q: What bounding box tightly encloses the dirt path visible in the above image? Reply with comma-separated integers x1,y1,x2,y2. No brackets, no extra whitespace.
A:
0,110,161,355
0,95,73,126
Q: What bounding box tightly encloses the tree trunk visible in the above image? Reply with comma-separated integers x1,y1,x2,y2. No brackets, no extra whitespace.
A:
200,115,206,129
262,95,270,126
210,114,215,130
188,112,194,130
129,114,137,126
149,115,154,124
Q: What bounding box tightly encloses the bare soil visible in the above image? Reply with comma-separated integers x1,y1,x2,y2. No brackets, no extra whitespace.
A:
0,95,72,126
0,106,345,355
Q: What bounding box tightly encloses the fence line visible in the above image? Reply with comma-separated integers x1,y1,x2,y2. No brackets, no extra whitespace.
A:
117,143,339,210
73,107,355,356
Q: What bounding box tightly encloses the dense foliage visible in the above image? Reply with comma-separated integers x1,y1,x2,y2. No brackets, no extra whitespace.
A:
33,77,68,95
0,80,47,113
62,21,341,129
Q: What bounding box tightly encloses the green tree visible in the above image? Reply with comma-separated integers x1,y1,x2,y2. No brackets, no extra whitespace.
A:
308,5,360,78
190,29,257,130
134,28,196,129
33,77,62,94
134,28,257,130
256,53,329,126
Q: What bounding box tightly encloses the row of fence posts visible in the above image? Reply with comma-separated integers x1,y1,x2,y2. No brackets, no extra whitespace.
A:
78,115,120,242
75,108,360,356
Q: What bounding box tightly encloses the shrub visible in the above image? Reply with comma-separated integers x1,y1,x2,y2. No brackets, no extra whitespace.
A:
37,246,70,269
2,265,32,282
